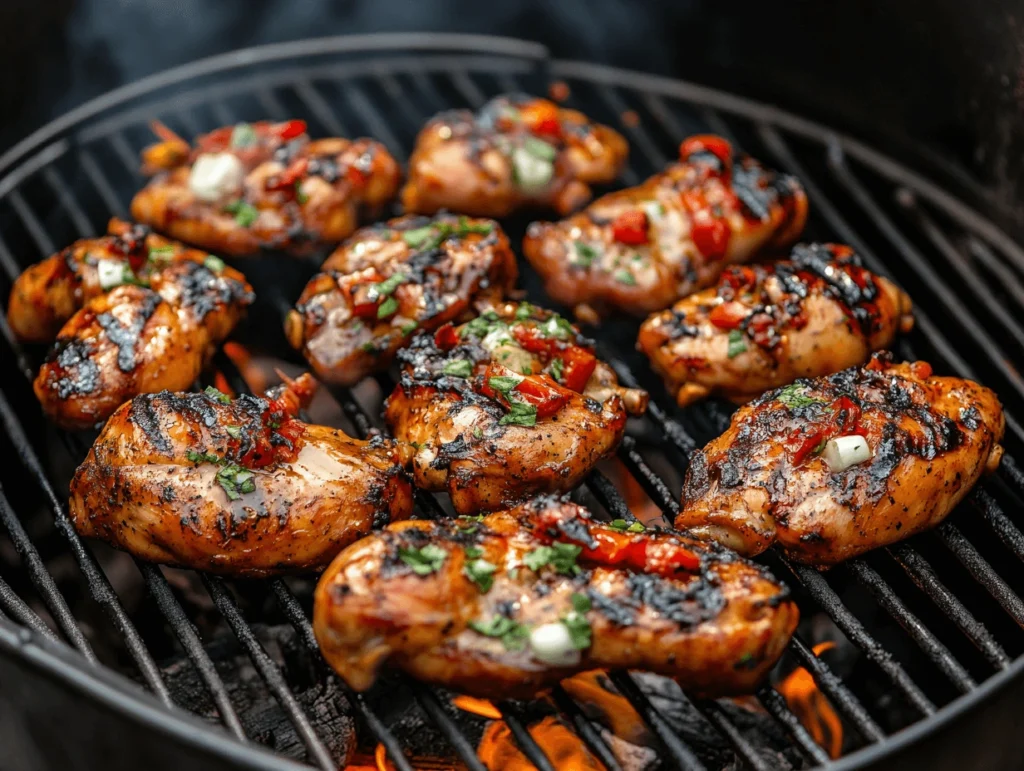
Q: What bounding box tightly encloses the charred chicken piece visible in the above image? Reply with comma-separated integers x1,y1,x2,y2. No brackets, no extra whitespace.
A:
70,374,414,576
131,120,400,255
638,243,914,406
401,94,628,218
678,353,1004,566
285,213,518,386
384,302,648,514
33,236,254,429
523,135,808,320
314,496,798,698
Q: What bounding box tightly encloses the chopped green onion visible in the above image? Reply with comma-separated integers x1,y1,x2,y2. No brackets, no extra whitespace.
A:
371,272,407,299
727,329,747,359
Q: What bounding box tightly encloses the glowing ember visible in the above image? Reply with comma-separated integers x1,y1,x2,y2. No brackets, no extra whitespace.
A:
452,695,503,720
600,459,663,526
375,743,394,771
478,716,604,771
778,642,843,759
560,671,649,747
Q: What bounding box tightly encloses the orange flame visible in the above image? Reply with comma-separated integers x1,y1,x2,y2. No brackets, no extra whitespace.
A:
560,671,649,746
778,642,843,759
478,716,605,771
452,695,503,720
375,743,395,771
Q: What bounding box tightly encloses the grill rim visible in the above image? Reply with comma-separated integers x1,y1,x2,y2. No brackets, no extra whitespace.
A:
1,30,1023,771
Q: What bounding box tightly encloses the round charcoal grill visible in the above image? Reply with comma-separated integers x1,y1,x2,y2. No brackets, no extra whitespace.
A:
1,33,1024,771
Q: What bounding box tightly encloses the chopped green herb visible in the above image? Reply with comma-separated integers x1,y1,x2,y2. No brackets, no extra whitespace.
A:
511,146,554,192
401,225,434,248
521,134,557,161
294,181,309,204
488,375,523,393
523,542,582,575
812,438,828,455
464,546,483,559
371,272,407,299
472,426,484,440
224,200,259,227
460,311,501,340
561,599,593,650
734,652,760,671
573,241,598,267
499,400,537,427
148,245,176,264
230,123,257,148
776,383,825,410
224,425,242,439
360,341,378,354
400,321,418,336
443,359,473,378
185,450,221,464
614,269,637,286
549,357,565,383
608,519,645,533
727,329,747,359
217,464,256,501
203,255,225,273
571,592,591,614
398,544,447,576
468,616,530,651
541,315,576,340
268,421,281,430
464,557,497,592
204,386,231,404
402,218,493,251
514,302,535,320
377,296,399,319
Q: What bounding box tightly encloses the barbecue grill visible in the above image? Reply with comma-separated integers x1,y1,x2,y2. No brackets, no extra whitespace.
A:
2,33,1024,771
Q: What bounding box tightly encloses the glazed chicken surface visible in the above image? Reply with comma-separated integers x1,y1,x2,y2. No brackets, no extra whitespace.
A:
131,120,400,255
677,353,1005,566
32,226,254,429
523,135,808,320
285,213,518,386
401,94,628,218
638,243,914,406
70,374,413,576
384,302,648,514
314,496,798,698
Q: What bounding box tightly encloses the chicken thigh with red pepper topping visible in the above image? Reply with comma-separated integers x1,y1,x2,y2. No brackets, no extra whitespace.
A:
638,244,914,406
32,225,254,429
384,302,648,514
314,496,798,698
70,374,413,576
285,213,518,386
131,120,400,255
523,135,808,320
678,353,1004,566
401,94,628,218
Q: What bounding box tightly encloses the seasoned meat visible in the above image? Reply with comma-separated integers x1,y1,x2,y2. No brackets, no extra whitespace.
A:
70,374,413,576
33,242,253,429
677,353,1004,566
6,218,242,343
131,120,400,255
638,244,914,406
314,496,798,698
523,135,808,319
384,302,648,514
285,213,518,386
401,94,628,218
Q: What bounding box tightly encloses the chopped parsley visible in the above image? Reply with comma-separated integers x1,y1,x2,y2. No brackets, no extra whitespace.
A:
203,255,225,273
401,217,493,251
776,383,825,409
499,400,537,427
398,544,447,576
377,296,399,318
230,122,257,148
614,269,637,286
185,450,221,464
401,225,434,248
148,245,176,264
573,241,598,267
562,592,593,650
549,357,565,383
608,519,645,533
224,200,259,227
727,329,747,358
294,181,309,204
523,542,582,575
224,425,242,439
460,310,502,340
443,359,473,378
541,315,576,340
204,386,231,404
469,615,530,651
216,464,256,501
521,134,557,161
489,375,523,392
360,340,378,354
400,321,418,336
514,302,535,320
472,426,484,439
371,272,407,299
464,554,498,592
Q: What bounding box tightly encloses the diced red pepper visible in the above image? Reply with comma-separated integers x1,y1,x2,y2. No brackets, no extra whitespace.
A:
581,530,701,574
346,165,368,189
558,345,597,392
679,135,733,169
611,210,649,245
510,374,570,419
691,215,730,260
198,125,235,152
434,322,459,351
265,157,309,193
520,100,562,139
788,395,862,465
512,326,554,355
339,268,386,319
708,301,748,330
277,119,307,141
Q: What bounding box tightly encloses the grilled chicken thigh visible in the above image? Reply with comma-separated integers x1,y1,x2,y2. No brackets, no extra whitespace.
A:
638,244,914,406
401,94,628,218
314,496,798,698
131,120,400,255
70,374,413,576
285,213,518,386
523,135,808,319
677,354,1004,566
33,238,254,429
384,302,648,514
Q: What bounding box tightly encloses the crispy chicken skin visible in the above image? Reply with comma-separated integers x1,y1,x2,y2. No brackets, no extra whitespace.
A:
638,244,914,406
677,353,1005,566
401,94,628,218
314,496,798,698
33,240,254,430
523,135,808,320
285,213,518,386
7,218,240,344
384,302,648,514
70,374,413,576
131,120,400,255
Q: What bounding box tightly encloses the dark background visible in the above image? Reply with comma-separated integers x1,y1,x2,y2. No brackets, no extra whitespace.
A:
2,0,1024,234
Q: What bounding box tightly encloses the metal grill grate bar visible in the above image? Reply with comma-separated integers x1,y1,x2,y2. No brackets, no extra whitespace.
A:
549,685,625,771
757,686,832,765
937,523,1024,628
0,575,59,642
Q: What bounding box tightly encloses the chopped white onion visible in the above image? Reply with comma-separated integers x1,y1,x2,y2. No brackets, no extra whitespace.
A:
529,623,581,666
97,258,129,290
511,148,554,194
822,435,872,472
188,152,245,202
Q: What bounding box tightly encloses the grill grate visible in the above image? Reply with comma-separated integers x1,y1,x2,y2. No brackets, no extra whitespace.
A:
0,34,1023,770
